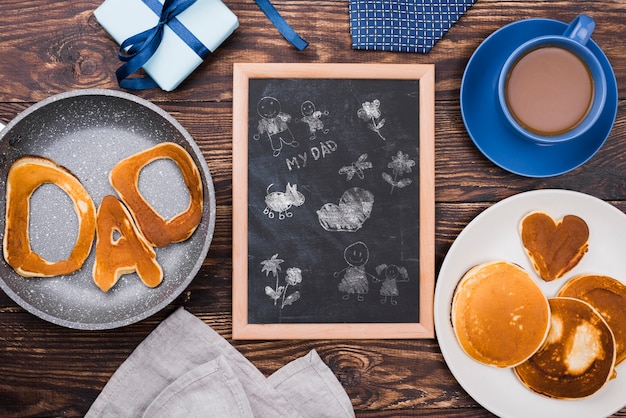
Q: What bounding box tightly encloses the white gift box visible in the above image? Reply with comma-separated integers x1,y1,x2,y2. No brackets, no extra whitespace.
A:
95,0,239,91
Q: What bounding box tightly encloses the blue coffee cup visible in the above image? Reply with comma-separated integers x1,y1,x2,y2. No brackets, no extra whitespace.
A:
498,15,607,145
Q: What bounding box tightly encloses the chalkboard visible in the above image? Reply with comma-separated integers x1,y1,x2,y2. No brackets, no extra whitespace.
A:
233,64,434,339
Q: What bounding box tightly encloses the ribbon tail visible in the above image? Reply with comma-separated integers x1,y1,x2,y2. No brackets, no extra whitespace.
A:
254,0,308,50
116,31,163,90
116,59,160,90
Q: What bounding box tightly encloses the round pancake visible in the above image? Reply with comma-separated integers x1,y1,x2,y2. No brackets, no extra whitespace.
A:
515,297,616,399
451,261,550,368
558,274,626,366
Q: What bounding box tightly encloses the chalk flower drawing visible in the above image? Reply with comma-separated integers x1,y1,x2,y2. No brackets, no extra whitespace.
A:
335,241,376,301
339,153,373,181
296,100,329,140
282,267,302,308
374,264,409,305
383,151,415,194
262,254,302,309
253,96,298,157
264,183,305,220
317,187,374,232
357,99,386,141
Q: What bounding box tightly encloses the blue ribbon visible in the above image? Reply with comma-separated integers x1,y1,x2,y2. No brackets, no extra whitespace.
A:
254,0,308,51
116,0,211,90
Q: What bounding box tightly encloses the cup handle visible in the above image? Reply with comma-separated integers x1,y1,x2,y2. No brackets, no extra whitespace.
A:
563,14,595,45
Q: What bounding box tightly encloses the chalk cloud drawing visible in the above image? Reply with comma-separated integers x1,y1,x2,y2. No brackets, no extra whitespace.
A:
374,264,409,305
317,187,374,232
296,100,329,140
339,153,373,181
253,96,298,157
383,151,415,194
261,254,302,309
357,99,386,141
264,183,305,220
335,241,375,301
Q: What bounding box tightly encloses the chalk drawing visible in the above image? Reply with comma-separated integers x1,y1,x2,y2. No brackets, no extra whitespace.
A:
374,264,409,305
317,187,374,232
253,96,298,157
339,153,373,181
263,183,305,220
262,254,302,309
335,241,376,301
296,100,329,140
382,151,415,194
357,99,386,141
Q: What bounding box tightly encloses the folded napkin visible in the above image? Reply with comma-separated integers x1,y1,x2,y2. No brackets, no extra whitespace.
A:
86,308,354,417
350,0,477,53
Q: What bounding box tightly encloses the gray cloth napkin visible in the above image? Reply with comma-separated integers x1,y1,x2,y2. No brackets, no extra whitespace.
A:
86,307,355,417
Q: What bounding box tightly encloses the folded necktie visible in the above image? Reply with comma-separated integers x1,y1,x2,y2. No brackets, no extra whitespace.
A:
349,0,477,53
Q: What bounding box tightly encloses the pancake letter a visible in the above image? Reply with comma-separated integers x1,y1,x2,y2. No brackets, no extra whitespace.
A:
93,195,163,292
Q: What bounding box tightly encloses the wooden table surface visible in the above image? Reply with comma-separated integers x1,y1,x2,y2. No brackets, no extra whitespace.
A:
1,0,626,416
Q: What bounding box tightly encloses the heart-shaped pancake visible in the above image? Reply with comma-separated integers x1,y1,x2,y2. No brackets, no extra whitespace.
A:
520,211,589,281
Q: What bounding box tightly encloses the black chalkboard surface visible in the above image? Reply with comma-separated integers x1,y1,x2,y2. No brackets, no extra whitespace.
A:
233,64,434,339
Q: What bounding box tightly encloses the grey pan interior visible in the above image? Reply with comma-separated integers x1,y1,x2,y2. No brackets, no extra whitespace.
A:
0,89,216,329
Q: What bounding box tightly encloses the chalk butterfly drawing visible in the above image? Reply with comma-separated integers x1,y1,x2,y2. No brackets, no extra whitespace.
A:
296,100,329,140
374,264,409,305
357,99,386,141
335,241,376,301
382,151,415,194
261,254,302,309
339,153,373,181
264,183,305,220
253,96,298,157
317,187,374,232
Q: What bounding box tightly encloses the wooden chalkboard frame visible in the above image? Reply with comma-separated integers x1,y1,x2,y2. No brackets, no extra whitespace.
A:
232,63,435,339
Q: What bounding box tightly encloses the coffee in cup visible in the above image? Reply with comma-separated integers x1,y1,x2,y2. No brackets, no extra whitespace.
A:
498,15,607,145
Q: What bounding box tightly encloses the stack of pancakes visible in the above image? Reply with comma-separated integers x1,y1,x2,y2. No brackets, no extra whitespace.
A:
451,211,626,400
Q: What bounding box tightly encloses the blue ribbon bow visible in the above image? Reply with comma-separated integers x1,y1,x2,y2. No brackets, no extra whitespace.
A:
116,0,308,90
116,0,210,90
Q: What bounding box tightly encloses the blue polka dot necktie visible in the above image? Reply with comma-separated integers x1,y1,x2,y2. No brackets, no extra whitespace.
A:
349,0,477,53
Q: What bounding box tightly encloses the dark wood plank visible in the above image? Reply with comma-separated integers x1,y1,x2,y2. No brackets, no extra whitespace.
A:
1,0,626,416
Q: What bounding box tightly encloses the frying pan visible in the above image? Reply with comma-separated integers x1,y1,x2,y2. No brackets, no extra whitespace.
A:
0,89,216,329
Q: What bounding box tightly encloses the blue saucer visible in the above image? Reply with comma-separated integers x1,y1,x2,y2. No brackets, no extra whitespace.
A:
461,18,618,177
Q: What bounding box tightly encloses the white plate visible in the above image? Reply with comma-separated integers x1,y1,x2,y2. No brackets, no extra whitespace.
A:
434,189,626,418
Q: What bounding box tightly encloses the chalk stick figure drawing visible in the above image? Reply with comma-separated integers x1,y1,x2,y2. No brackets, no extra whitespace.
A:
261,254,302,309
253,96,298,157
339,153,373,181
374,264,409,305
335,241,376,301
264,183,305,220
296,100,329,140
317,187,374,232
383,151,415,194
357,99,386,141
